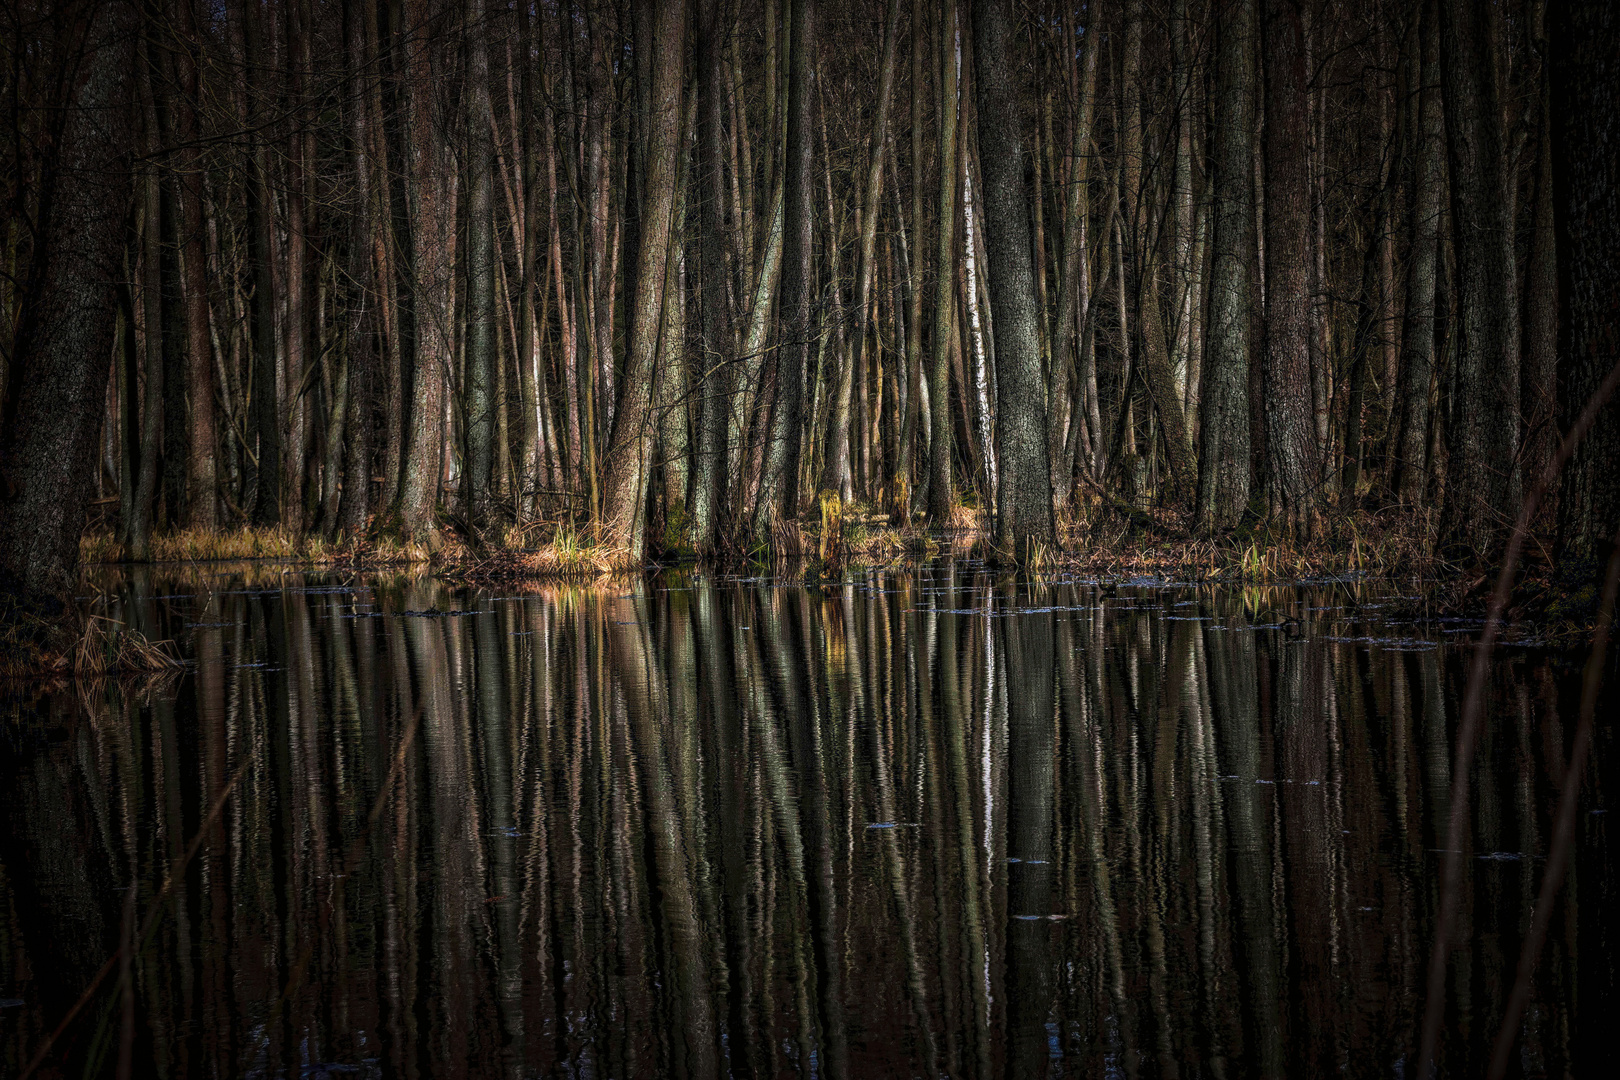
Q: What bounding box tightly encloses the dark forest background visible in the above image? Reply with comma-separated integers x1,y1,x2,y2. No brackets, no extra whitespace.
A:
1,0,1617,600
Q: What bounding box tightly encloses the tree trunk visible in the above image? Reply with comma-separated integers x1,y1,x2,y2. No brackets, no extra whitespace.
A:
1551,0,1620,590
600,0,685,559
1196,0,1256,533
0,1,136,606
1438,0,1520,560
974,0,1055,560
691,0,735,554
1261,0,1319,535
1395,0,1443,506
397,0,452,546
926,0,960,524
462,0,497,529
821,0,901,504
244,0,280,526
172,0,217,529
756,0,817,534
129,50,165,561
1049,15,1097,509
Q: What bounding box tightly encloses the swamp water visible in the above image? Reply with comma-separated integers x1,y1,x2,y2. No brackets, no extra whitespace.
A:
1,565,1614,1078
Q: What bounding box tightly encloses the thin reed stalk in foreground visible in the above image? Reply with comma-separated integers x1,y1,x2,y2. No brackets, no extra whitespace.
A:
1418,356,1620,1073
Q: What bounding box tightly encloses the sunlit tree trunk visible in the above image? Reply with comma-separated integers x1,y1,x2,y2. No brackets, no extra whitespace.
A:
926,0,960,524
601,0,685,559
756,0,816,534
974,0,1055,560
820,0,901,505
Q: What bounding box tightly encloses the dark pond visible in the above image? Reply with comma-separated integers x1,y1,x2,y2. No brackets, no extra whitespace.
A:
2,565,1615,1078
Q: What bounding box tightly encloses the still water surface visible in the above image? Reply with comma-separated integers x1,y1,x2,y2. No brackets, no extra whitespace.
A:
2,565,1614,1078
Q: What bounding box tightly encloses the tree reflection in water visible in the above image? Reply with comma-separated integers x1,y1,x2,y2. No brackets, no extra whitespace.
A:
1,566,1613,1077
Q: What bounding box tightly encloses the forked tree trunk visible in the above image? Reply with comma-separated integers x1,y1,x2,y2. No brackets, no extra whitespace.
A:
600,0,685,559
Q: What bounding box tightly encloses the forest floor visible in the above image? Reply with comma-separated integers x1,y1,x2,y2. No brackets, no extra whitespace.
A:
3,504,1596,681
65,499,1600,641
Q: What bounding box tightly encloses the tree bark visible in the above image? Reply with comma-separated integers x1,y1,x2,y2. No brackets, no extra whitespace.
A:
397,0,452,546
973,0,1055,560
1197,0,1256,533
820,0,901,503
1551,0,1620,590
600,0,685,559
1438,0,1520,560
1395,0,1443,505
691,0,735,554
1261,0,1319,535
462,0,497,529
171,0,217,529
926,0,960,524
244,0,280,525
756,0,816,534
0,0,136,606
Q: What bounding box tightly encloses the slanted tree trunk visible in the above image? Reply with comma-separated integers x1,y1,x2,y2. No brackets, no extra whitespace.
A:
600,0,685,559
756,0,817,535
1551,0,1620,590
1261,0,1319,535
973,0,1055,561
0,1,136,607
1197,0,1256,533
